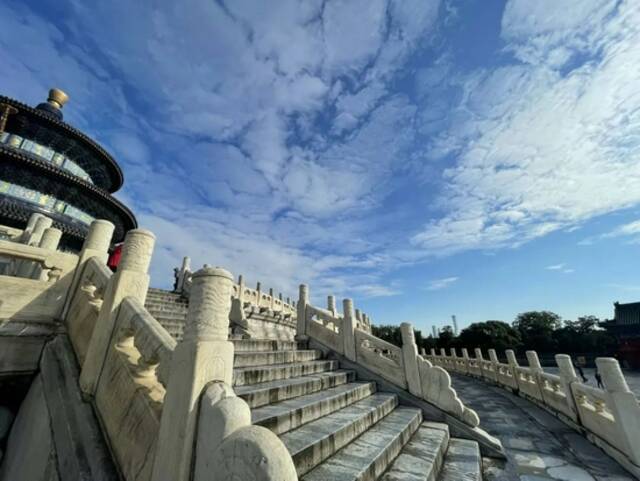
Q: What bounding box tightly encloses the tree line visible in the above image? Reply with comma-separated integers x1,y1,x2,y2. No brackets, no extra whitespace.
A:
372,311,617,361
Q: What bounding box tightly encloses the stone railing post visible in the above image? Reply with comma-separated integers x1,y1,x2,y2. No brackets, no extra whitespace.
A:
19,212,44,243
296,284,309,340
526,350,543,374
62,220,114,319
401,322,422,397
355,308,362,326
177,256,191,292
14,215,53,277
342,299,356,361
488,349,499,364
430,348,436,358
556,354,580,417
79,229,155,396
440,348,446,357
237,274,245,305
151,267,235,481
475,348,484,361
327,295,336,316
27,215,53,246
506,349,519,367
35,227,62,280
596,358,640,464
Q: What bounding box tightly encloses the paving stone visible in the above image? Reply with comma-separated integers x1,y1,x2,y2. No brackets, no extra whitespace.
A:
438,439,482,481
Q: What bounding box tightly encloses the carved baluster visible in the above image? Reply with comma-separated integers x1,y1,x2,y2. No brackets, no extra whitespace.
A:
63,219,114,318
152,266,234,481
80,229,154,396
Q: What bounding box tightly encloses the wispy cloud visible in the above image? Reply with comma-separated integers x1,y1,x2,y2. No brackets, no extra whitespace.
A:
426,277,459,291
546,263,574,274
411,0,640,256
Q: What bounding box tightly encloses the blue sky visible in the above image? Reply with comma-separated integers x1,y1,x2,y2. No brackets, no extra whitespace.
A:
2,0,640,333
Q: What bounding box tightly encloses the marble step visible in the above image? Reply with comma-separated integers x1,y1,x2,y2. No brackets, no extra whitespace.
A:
145,292,187,302
380,422,450,481
232,339,302,352
233,350,321,368
233,360,339,387
253,381,377,434
235,369,356,408
301,406,422,481
151,313,188,322
281,393,399,477
144,302,189,313
438,439,482,481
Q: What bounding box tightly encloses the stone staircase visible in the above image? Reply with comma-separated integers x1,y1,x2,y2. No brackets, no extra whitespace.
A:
232,339,481,480
146,287,482,480
145,288,189,340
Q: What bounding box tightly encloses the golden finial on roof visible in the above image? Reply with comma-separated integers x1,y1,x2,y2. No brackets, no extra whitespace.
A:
47,88,69,110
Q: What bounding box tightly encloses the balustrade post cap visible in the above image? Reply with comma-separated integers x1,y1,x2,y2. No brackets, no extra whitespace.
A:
91,219,116,228
192,266,233,281
126,228,156,240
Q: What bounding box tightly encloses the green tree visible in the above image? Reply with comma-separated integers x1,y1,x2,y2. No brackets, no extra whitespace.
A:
458,321,522,353
371,324,401,346
436,325,455,349
513,311,562,353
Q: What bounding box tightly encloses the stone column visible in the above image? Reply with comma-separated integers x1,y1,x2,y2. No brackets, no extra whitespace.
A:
461,348,469,359
62,220,114,319
475,348,484,361
79,229,155,396
596,357,640,464
237,274,245,305
342,299,357,360
430,348,436,357
152,267,235,481
35,227,62,280
327,295,336,316
296,284,308,340
440,348,447,357
526,350,543,373
420,347,426,357
355,308,362,325
176,256,191,292
401,322,422,397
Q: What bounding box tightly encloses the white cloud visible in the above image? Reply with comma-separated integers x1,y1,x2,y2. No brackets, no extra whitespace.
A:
426,277,459,291
545,263,573,274
412,0,640,257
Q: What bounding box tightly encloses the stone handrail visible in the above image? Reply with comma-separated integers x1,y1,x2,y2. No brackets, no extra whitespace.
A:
0,222,78,322
119,297,176,387
62,227,296,481
428,348,640,477
297,284,480,428
66,256,112,363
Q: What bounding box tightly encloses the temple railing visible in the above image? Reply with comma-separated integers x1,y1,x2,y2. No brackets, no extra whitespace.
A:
428,348,640,477
63,228,296,481
0,220,77,323
297,284,479,429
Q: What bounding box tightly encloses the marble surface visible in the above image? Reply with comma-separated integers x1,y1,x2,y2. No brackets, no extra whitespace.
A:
448,373,635,481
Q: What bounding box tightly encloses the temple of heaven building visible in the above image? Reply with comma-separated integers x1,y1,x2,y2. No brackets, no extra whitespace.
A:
0,88,137,250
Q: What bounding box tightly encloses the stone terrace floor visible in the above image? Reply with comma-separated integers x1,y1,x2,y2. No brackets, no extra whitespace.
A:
449,373,635,481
